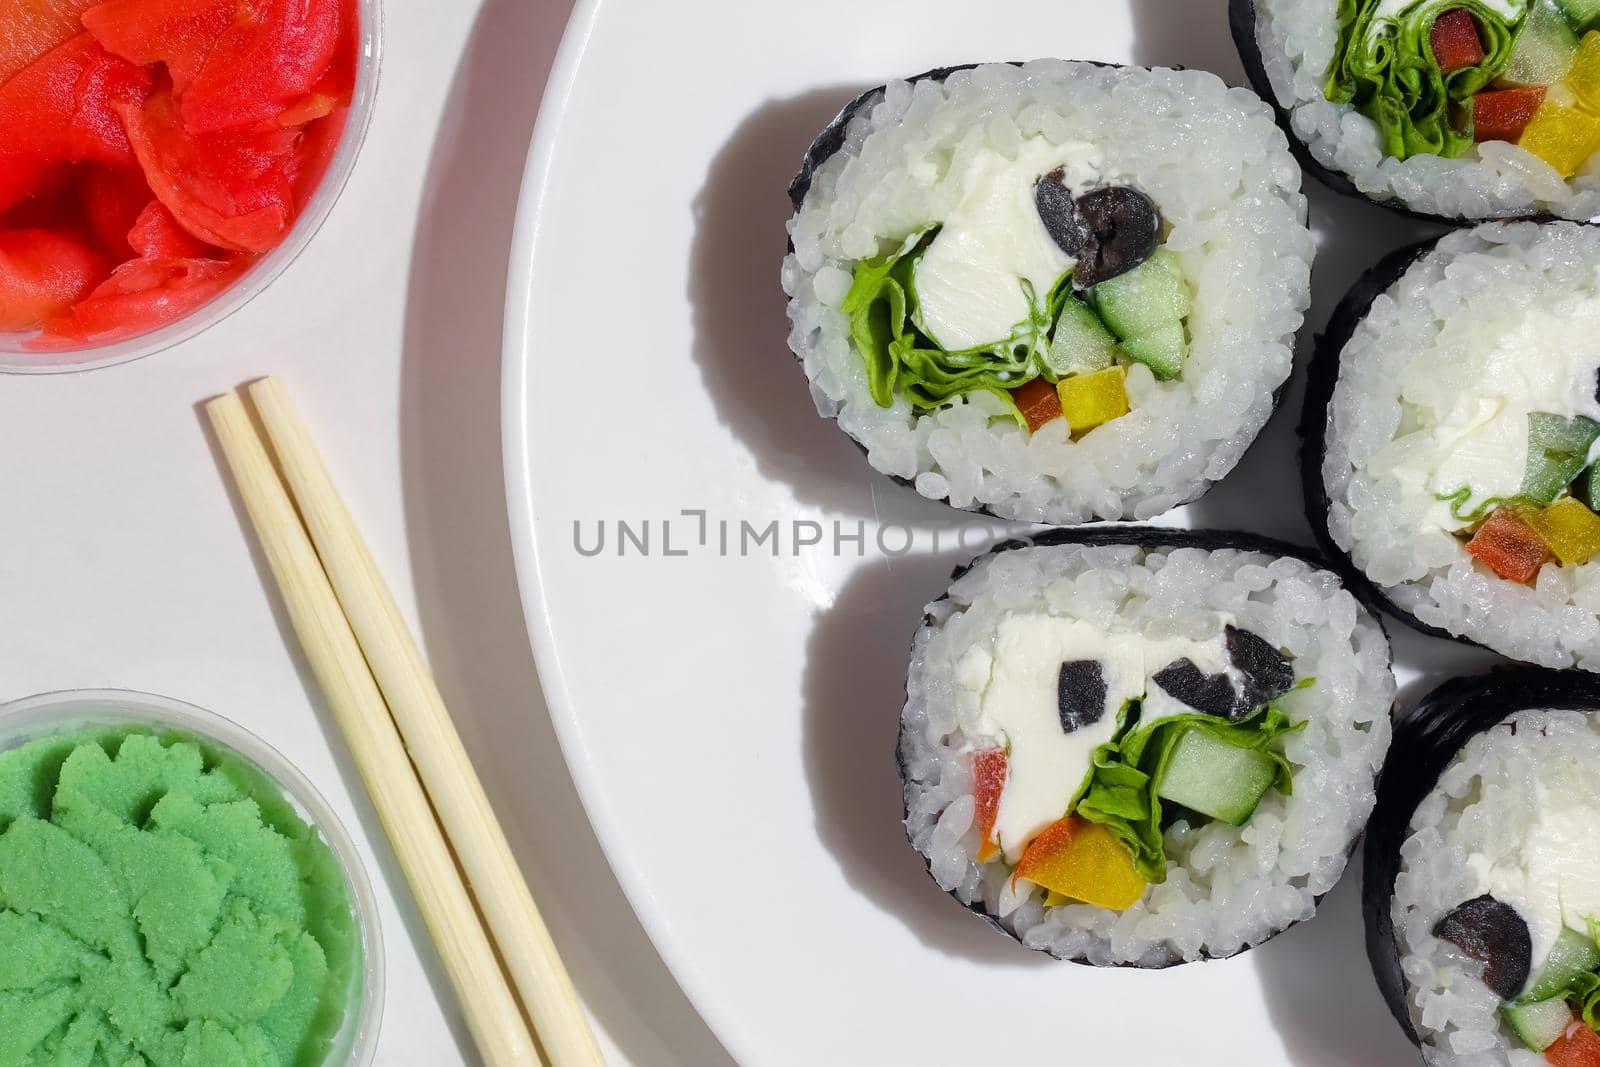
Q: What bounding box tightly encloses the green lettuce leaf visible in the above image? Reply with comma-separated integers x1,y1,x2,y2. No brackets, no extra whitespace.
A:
1434,485,1508,525
1326,0,1522,160
1574,972,1600,1030
840,227,1065,414
1533,968,1600,1029
840,230,932,407
1073,701,1304,883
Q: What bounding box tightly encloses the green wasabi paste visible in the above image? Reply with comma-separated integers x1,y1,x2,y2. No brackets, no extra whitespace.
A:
0,726,360,1066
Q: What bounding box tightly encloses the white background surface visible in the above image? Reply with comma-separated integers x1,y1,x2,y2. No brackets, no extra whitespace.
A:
0,0,731,1062
0,0,1508,1063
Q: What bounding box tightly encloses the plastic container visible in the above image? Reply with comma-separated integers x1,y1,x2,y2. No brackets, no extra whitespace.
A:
0,688,385,1064
0,0,385,375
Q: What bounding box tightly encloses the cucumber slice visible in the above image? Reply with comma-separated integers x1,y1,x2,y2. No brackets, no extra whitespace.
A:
1154,728,1277,826
1089,251,1190,381
1578,465,1600,511
1504,0,1581,86
1120,323,1187,380
1557,0,1600,32
1504,997,1574,1052
1046,294,1119,376
1090,250,1190,337
1521,412,1600,504
1526,925,1600,1002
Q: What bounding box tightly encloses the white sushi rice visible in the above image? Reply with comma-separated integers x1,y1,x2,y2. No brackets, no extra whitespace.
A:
899,539,1394,965
1250,0,1600,219
1322,221,1600,670
782,61,1312,525
1391,709,1600,1067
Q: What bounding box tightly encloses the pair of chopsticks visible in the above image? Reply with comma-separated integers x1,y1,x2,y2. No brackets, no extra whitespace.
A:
207,378,606,1067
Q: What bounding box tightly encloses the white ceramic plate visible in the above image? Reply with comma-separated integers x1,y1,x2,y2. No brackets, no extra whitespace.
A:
504,1,1501,1062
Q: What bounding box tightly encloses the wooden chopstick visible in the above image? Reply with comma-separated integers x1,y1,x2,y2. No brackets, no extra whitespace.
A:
245,376,607,1067
206,393,542,1067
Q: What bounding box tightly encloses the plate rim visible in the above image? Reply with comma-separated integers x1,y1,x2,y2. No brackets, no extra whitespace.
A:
499,0,752,1061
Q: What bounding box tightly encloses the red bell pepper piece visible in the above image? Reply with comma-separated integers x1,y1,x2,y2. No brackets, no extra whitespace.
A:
1474,87,1547,142
972,748,1007,863
115,90,296,252
0,0,102,86
1467,507,1551,584
34,253,236,345
1431,9,1486,73
80,0,235,95
1013,376,1063,433
126,200,210,258
1547,1021,1600,1067
0,228,107,331
0,34,152,213
180,0,342,133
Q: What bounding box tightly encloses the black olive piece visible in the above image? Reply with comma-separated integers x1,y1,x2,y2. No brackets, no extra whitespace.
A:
1151,659,1245,720
1034,168,1087,259
1058,660,1107,734
1072,186,1161,289
1226,626,1295,708
1432,895,1532,1000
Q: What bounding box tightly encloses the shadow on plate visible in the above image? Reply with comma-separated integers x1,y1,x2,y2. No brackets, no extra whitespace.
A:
1128,0,1246,82
1385,626,1502,716
1254,853,1421,1066
688,88,960,528
1182,184,1440,543
801,550,1051,967
395,0,737,1062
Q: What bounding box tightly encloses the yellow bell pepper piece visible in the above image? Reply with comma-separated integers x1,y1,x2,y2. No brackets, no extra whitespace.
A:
1569,32,1600,112
1518,497,1600,566
1056,365,1129,435
1519,97,1600,178
1014,816,1147,911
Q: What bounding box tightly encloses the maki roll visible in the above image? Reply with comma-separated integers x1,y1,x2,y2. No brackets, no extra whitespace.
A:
1310,221,1600,668
1235,0,1600,220
783,61,1313,525
898,528,1395,965
1365,668,1600,1064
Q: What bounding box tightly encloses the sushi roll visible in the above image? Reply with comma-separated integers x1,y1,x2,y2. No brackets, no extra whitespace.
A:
1364,668,1600,1064
782,61,1313,525
1234,0,1600,220
1309,221,1600,668
898,528,1395,965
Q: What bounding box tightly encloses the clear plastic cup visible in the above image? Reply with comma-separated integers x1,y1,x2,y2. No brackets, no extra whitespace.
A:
0,0,384,376
0,688,385,1064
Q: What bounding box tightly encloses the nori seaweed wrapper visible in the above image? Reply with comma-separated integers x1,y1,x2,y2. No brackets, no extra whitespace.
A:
899,525,1393,966
1362,667,1600,1044
1298,233,1472,643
